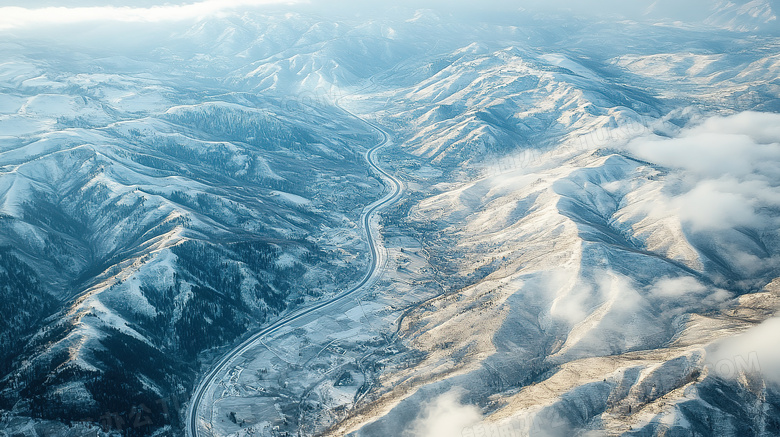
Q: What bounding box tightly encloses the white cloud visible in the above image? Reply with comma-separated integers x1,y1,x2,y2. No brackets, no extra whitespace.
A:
671,179,761,230
404,388,482,437
706,317,780,382
649,276,731,307
626,126,780,180
694,111,780,144
548,274,593,326
548,271,669,358
624,111,780,232
0,0,303,30
650,276,708,298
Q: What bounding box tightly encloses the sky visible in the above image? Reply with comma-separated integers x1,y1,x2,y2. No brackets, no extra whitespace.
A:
0,0,300,30
0,0,763,30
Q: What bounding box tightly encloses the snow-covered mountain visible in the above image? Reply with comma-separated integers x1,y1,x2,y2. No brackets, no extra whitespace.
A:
323,10,780,437
0,2,778,436
706,0,779,33
0,18,386,435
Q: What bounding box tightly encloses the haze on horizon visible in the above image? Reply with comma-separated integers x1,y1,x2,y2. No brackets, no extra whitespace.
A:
0,0,758,30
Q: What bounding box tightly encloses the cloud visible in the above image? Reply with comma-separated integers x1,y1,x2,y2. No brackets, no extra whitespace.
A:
650,276,707,298
626,120,780,180
649,276,731,307
404,388,482,437
548,270,644,327
0,0,303,30
672,179,762,230
547,271,593,326
694,111,780,145
706,317,780,382
624,111,780,232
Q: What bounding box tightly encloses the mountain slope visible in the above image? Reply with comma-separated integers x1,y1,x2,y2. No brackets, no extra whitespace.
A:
0,5,779,437
0,30,383,434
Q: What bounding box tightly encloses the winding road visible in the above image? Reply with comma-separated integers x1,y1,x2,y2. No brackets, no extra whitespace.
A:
186,108,402,437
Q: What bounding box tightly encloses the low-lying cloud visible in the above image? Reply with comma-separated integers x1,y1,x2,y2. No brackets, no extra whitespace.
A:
649,275,731,310
404,388,482,437
627,112,780,179
625,111,780,233
707,316,780,382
